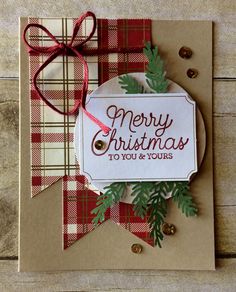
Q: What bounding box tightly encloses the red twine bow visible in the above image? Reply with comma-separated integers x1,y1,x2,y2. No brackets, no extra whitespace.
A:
23,11,144,134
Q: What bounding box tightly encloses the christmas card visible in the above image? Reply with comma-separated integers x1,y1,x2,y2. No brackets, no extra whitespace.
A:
19,13,214,271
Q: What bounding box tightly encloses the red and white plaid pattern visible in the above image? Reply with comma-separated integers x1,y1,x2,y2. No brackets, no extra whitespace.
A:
28,16,153,249
63,176,153,249
97,18,150,83
29,17,99,195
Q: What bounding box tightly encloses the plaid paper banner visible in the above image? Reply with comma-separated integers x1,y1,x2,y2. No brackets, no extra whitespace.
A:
29,17,99,195
63,176,153,248
28,16,153,249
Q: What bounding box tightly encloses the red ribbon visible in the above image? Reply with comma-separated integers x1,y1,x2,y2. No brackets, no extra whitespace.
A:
23,11,143,134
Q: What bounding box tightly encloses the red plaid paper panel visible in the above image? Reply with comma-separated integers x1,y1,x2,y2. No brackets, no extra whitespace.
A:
29,17,99,196
63,17,152,249
98,18,151,83
28,16,153,249
64,176,153,249
63,175,109,248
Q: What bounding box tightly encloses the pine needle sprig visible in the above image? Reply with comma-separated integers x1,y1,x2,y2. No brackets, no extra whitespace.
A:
171,182,198,217
130,182,153,219
148,183,168,248
151,181,170,198
118,74,145,94
91,182,127,226
144,41,168,93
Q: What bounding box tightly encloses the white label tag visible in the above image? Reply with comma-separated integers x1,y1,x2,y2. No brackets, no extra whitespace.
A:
75,93,197,182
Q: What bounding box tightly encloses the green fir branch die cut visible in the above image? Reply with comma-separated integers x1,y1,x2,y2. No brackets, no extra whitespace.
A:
91,42,198,247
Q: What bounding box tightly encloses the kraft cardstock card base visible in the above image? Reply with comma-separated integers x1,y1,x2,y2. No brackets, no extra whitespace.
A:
19,17,214,271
